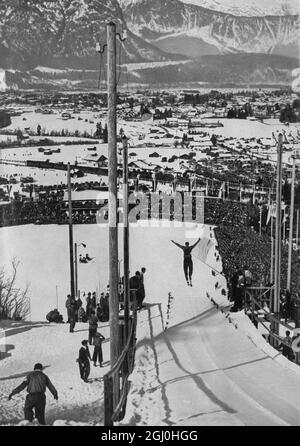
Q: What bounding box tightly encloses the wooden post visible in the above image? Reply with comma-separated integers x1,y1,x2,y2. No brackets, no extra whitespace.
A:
297,209,299,249
270,215,274,284
123,136,130,341
274,134,283,335
107,21,119,368
74,242,78,297
67,163,75,299
287,155,296,292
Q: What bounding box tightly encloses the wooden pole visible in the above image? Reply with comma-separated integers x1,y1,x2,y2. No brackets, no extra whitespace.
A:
107,21,119,368
74,242,78,297
67,163,75,299
297,209,299,249
270,215,274,284
274,134,283,335
123,136,130,341
287,155,296,292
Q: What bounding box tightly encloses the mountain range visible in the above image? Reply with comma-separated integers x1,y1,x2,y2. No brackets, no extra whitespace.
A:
0,0,299,89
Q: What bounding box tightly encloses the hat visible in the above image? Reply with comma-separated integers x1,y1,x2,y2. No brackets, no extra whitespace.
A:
34,363,43,371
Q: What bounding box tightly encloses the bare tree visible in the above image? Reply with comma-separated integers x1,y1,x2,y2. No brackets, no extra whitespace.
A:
0,259,31,321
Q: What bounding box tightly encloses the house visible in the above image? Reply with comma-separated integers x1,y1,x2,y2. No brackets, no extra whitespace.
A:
149,152,160,158
97,155,108,167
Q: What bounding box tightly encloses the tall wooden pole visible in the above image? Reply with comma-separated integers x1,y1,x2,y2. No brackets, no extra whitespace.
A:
287,155,296,292
297,209,299,249
274,134,283,334
107,21,119,368
123,136,130,341
270,215,274,284
67,163,75,299
74,242,78,297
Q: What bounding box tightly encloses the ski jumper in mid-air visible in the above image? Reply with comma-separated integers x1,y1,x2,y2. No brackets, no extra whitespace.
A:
171,238,201,286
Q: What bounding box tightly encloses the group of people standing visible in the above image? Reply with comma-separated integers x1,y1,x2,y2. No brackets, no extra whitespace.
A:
65,290,110,332
129,267,146,310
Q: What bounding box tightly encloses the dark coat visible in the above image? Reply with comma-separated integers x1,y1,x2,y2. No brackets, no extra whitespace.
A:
79,346,91,364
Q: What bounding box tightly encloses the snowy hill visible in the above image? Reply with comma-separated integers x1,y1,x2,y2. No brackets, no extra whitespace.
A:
3,222,300,425
180,0,299,17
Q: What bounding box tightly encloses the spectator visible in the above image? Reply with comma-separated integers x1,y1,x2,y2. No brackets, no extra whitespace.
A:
46,309,63,323
77,340,91,383
91,292,97,310
92,332,105,367
65,294,72,323
88,310,98,345
78,306,87,323
86,292,92,318
279,331,295,361
243,265,253,287
130,271,141,308
69,296,77,333
139,267,147,308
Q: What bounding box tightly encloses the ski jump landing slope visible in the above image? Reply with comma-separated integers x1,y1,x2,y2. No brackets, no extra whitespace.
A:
122,224,300,427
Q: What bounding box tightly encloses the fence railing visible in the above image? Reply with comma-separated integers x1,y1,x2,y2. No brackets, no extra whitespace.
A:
103,291,137,426
244,287,300,365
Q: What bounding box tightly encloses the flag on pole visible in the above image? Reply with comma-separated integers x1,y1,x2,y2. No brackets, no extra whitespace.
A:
194,238,214,263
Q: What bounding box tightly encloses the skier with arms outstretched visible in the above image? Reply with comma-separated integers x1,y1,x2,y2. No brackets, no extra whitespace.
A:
171,238,201,286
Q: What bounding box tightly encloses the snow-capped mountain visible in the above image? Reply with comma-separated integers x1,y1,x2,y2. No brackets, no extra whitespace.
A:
0,0,299,88
178,0,299,17
121,0,299,57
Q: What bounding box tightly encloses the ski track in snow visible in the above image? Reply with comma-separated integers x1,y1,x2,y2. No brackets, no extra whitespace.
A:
3,223,300,425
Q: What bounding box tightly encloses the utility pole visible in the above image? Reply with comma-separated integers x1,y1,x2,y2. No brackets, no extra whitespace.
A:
270,215,274,284
107,21,119,368
274,133,283,335
122,136,130,341
67,163,75,299
297,209,300,249
287,153,296,292
74,242,78,297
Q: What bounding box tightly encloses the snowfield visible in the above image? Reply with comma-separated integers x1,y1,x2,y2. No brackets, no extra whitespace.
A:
2,222,300,425
180,0,299,16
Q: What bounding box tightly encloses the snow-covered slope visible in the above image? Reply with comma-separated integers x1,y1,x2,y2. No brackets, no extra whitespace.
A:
122,0,299,57
180,0,300,17
0,69,7,91
3,222,300,425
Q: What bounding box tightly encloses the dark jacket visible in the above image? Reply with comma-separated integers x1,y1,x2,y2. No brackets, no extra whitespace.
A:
79,346,91,364
10,371,58,398
89,314,98,330
93,333,105,347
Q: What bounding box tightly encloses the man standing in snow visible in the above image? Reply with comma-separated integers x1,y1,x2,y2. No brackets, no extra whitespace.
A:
69,296,77,333
8,363,58,425
65,294,72,323
78,340,91,382
139,267,147,308
88,310,98,345
92,332,105,367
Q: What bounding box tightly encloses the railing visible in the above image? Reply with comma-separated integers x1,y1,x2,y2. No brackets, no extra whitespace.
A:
103,291,137,426
245,287,300,365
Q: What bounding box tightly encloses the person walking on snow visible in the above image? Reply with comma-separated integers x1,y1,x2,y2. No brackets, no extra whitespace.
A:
171,238,201,286
8,363,58,425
